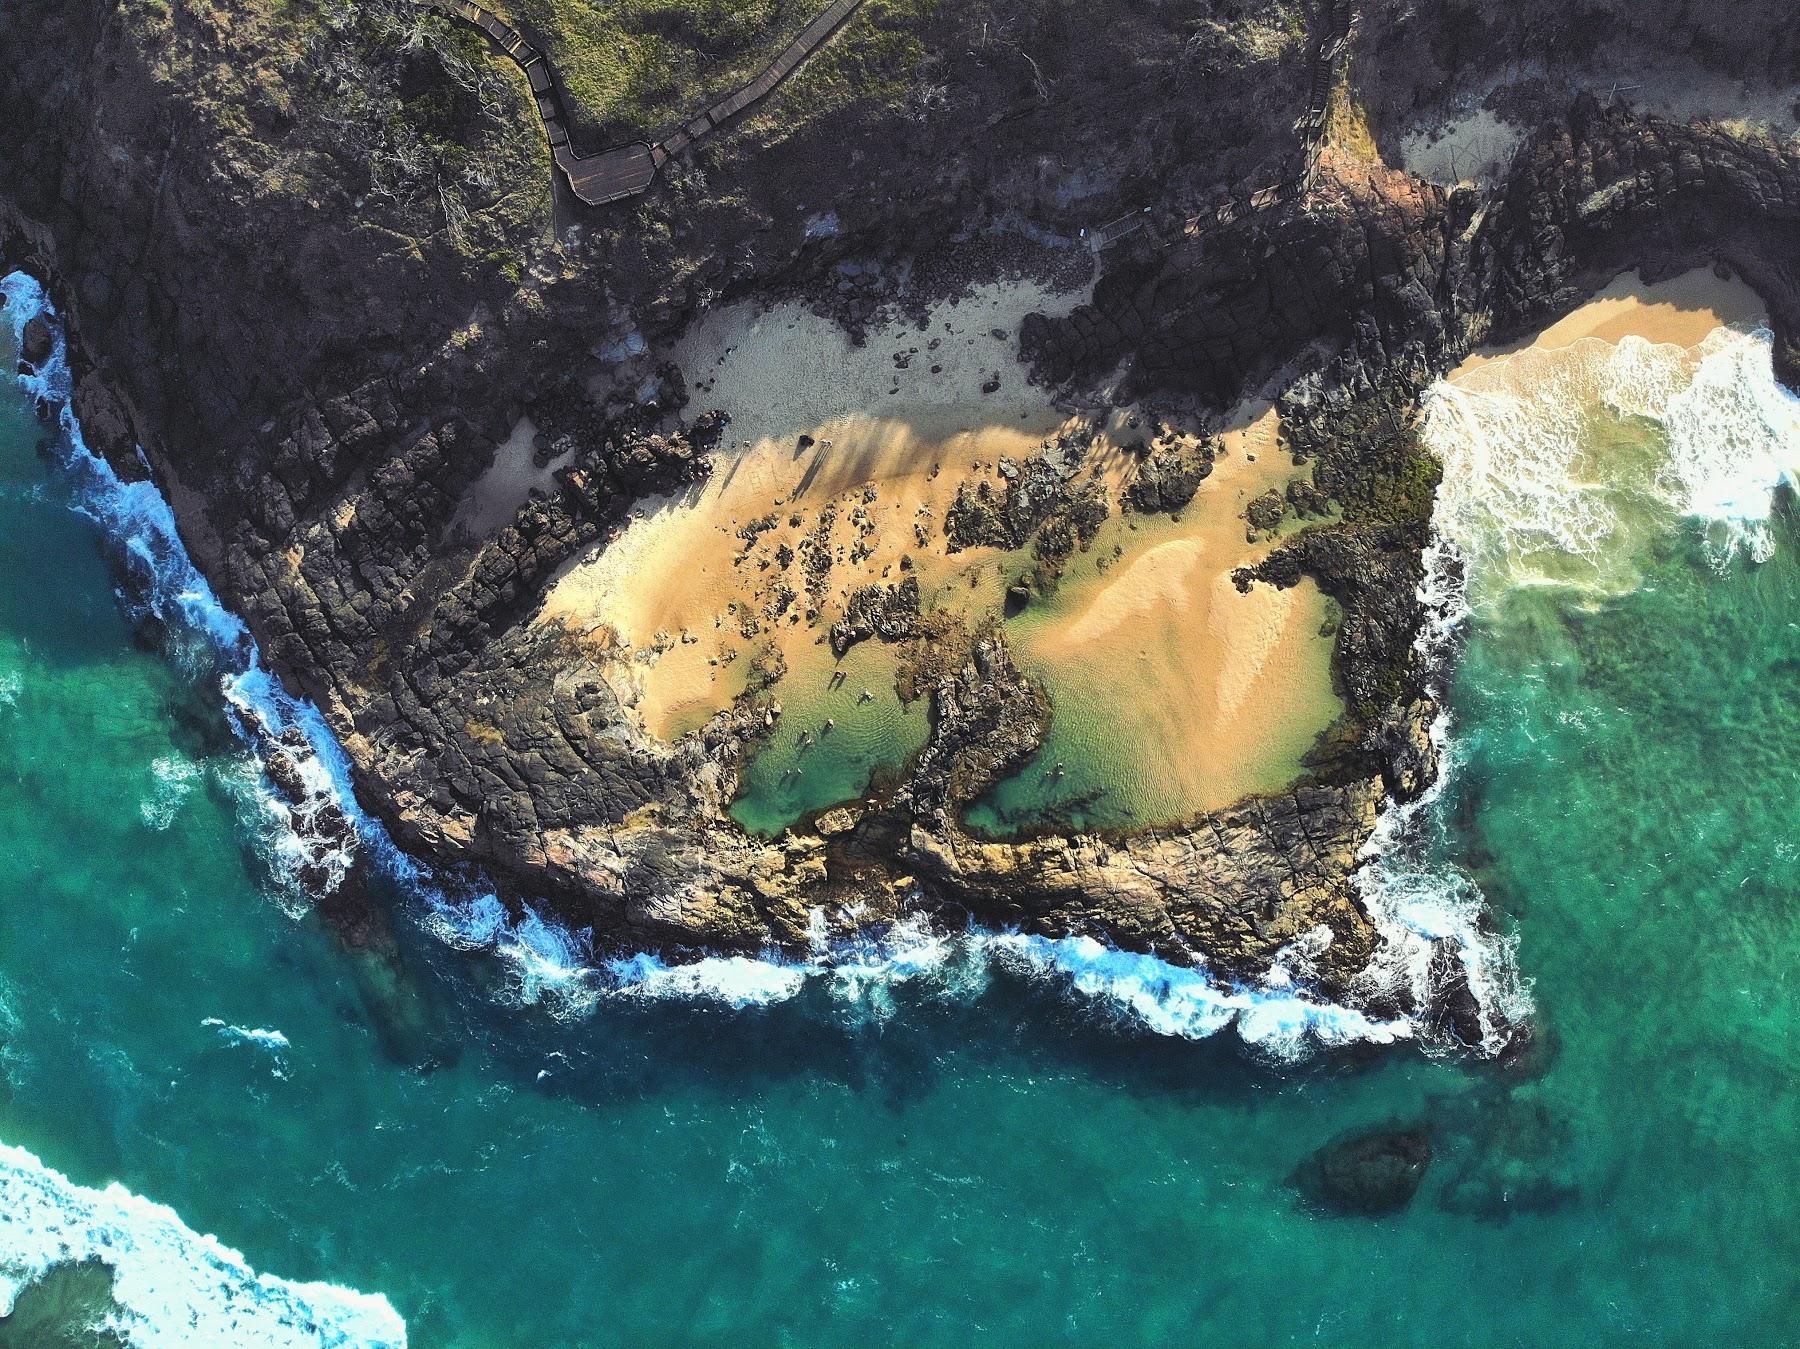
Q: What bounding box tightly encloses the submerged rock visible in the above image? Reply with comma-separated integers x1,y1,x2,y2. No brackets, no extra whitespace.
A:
1435,1092,1581,1220
1291,1123,1434,1217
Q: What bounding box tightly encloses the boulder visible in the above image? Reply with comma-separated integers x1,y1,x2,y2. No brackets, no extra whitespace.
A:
20,313,53,366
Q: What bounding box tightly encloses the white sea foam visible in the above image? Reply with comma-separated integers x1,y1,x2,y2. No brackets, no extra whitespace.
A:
3,271,358,913
1425,326,1800,593
201,1018,292,1055
607,952,810,1007
1654,327,1800,561
1,268,1458,1059
0,1141,405,1347
1332,479,1536,1056
1378,320,1800,1055
988,932,1414,1059
140,754,201,830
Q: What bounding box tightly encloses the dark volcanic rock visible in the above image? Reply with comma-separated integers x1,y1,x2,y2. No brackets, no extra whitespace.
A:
944,455,1067,551
1292,1123,1434,1217
896,635,1050,820
1125,436,1216,513
829,575,920,656
20,313,52,366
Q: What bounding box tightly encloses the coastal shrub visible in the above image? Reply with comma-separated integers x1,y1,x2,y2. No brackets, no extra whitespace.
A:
298,0,545,246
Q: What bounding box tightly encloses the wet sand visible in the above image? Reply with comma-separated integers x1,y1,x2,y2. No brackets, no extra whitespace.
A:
989,405,1342,830
541,286,1344,834
1459,267,1767,376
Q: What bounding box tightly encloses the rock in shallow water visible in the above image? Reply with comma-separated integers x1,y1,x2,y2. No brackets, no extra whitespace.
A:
1291,1123,1433,1217
20,313,53,366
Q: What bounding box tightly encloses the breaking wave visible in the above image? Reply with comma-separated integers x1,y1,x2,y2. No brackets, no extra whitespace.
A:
5,268,1433,1061
1346,548,1533,1057
140,754,201,831
3,272,358,914
0,1141,404,1348
1424,325,1800,596
419,898,1415,1060
1366,320,1800,1056
202,1019,293,1079
4,270,408,1344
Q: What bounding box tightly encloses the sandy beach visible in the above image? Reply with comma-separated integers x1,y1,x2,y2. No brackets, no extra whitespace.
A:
539,280,1078,741
540,282,1344,832
1456,266,1767,377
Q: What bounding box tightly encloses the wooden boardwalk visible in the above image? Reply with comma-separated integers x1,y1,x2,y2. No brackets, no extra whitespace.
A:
427,0,865,206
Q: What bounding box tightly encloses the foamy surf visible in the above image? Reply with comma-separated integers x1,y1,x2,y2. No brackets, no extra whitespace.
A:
3,267,1467,1061
1382,318,1800,1056
0,1142,405,1348
1424,325,1800,596
3,272,360,917
201,1018,293,1079
419,895,1417,1058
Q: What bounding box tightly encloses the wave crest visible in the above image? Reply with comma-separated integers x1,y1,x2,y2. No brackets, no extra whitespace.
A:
0,1141,404,1348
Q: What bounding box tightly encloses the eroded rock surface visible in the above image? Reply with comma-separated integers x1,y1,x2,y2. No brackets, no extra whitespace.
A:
3,0,1798,1038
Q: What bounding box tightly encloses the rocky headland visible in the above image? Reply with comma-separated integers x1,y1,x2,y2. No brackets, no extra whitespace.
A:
3,0,1798,1048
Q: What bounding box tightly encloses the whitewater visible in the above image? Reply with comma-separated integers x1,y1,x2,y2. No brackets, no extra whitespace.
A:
0,269,1494,1062
4,263,1800,1343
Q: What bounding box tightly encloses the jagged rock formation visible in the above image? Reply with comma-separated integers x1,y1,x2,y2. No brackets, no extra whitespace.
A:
1124,434,1218,514
4,0,1799,1038
1023,106,1800,406
829,576,920,656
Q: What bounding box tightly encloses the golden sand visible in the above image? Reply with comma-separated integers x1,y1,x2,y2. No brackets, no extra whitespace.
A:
539,285,1344,829
1005,404,1342,821
1458,267,1767,377
539,281,1075,740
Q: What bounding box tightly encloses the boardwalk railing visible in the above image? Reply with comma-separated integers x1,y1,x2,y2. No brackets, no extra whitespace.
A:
425,0,867,206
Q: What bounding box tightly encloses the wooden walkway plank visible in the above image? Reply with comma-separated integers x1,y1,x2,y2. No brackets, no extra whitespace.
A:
422,0,868,206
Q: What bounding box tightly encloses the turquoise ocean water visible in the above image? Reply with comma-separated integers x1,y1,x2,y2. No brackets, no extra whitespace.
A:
1,269,1798,1345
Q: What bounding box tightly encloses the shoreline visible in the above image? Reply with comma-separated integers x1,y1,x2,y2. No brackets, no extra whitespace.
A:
0,266,1423,1062
16,93,1800,1054
1456,267,1770,377
1374,266,1782,1053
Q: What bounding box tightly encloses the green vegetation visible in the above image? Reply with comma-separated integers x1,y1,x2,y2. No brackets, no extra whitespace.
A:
751,0,936,127
111,0,549,259
496,0,811,136
480,0,944,140
298,0,550,248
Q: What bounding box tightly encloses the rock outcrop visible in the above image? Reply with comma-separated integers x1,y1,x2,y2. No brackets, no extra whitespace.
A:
4,0,1798,1044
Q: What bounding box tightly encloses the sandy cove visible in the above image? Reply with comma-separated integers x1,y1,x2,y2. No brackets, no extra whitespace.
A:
538,280,1344,832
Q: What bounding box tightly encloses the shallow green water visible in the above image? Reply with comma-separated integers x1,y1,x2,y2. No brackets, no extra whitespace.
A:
729,640,930,836
3,284,1800,1345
